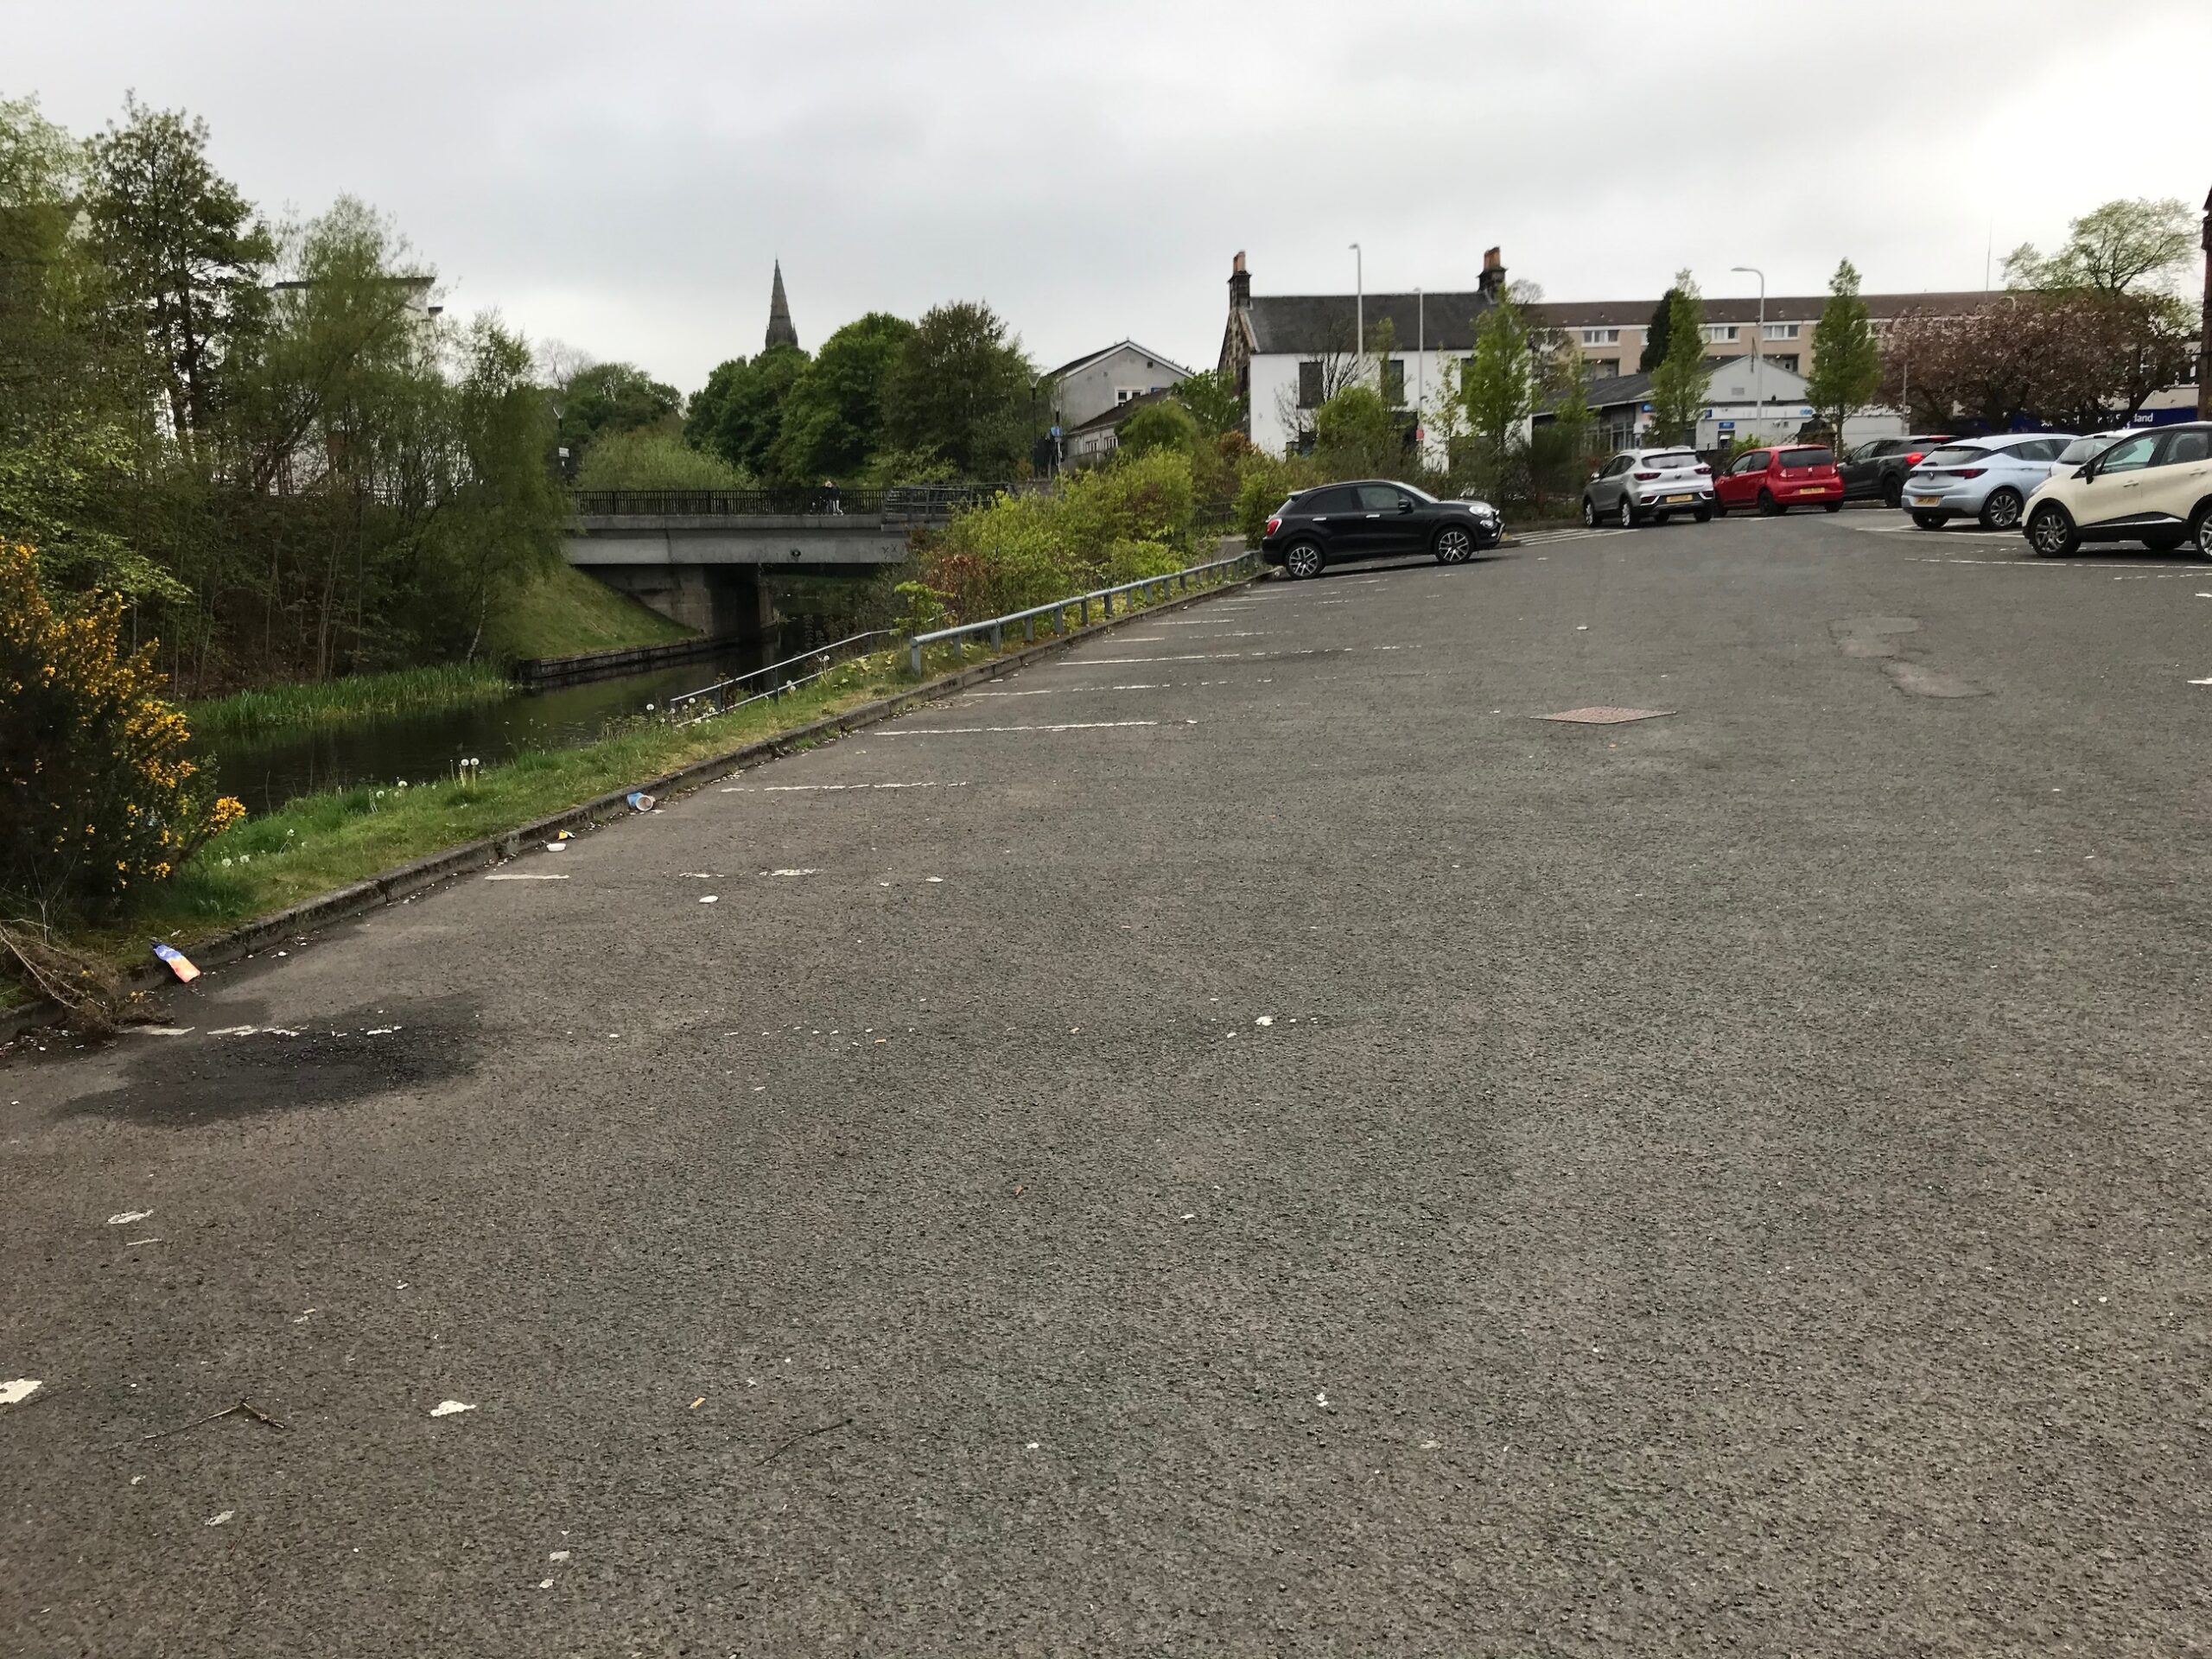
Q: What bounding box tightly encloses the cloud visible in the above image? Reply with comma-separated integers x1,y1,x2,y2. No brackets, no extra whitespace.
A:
10,0,2208,391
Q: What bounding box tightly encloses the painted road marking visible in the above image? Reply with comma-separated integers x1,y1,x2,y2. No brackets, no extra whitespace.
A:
1910,556,2201,573
722,781,969,792
886,720,1171,735
486,872,569,880
1068,644,1417,666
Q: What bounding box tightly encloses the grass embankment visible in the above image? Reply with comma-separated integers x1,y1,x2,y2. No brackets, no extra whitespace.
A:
483,563,696,660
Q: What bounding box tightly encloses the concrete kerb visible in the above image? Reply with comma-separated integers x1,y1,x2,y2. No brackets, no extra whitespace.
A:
0,569,1265,1045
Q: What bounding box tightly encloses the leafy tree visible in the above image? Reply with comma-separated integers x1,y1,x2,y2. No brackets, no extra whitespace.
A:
1645,270,1712,444
694,344,808,476
1116,397,1199,461
1882,289,2195,430
766,310,912,482
1638,289,1681,373
1170,368,1243,438
1313,384,1406,479
86,95,273,444
1804,258,1882,448
552,360,681,461
1461,296,1535,494
2004,198,2196,296
881,301,1036,478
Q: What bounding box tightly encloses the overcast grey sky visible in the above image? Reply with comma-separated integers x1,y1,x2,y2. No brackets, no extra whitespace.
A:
10,1,2209,391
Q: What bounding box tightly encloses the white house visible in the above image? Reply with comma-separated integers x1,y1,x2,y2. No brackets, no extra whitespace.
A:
1217,248,1516,467
1046,340,1191,437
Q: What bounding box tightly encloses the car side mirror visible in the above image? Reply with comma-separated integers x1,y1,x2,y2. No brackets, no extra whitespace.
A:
1396,499,1413,514
2076,462,2094,481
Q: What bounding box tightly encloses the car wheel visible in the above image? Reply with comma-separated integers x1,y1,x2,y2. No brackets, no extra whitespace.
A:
1281,540,1325,580
1757,488,1780,517
1693,505,1713,523
2193,502,2212,558
1881,475,1904,509
1823,501,1842,513
1618,496,1636,529
2026,504,2077,557
1433,525,1474,564
1582,496,1599,527
1980,487,2024,531
1712,497,1728,518
1910,512,1948,531
1652,511,1671,525
2140,531,2186,554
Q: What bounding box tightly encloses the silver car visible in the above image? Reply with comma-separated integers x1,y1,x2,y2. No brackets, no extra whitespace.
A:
1582,448,1716,528
1901,431,2077,531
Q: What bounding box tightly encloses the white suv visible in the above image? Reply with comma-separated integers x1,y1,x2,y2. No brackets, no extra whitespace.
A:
1581,448,1715,528
2023,423,2212,557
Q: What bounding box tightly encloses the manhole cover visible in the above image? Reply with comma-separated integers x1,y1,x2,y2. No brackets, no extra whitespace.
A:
1538,707,1675,725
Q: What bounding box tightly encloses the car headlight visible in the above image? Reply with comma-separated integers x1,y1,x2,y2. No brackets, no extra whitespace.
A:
1464,500,1500,518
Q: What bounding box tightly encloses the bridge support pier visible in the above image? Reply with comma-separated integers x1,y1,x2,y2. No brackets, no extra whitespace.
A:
577,563,773,639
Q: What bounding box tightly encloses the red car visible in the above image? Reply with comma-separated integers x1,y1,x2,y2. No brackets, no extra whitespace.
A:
1714,444,1844,516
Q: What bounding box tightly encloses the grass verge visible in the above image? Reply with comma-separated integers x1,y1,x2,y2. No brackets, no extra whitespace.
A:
67,652,914,969
482,563,696,660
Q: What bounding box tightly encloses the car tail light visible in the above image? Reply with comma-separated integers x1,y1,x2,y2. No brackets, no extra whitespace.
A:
1265,516,1281,536
1634,470,1659,480
1904,452,1924,467
1695,465,1711,475
1953,468,1985,479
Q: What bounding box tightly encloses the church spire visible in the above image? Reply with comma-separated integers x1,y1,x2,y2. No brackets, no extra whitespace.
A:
765,259,798,351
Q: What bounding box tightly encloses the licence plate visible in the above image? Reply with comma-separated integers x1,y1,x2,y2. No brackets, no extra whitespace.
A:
1912,494,1941,506
1665,493,1694,504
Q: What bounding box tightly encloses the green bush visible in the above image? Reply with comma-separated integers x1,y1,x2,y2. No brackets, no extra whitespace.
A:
575,428,753,492
1116,399,1199,460
1,542,243,915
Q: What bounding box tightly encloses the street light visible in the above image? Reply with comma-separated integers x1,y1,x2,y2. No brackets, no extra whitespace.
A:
1731,264,1765,443
1350,242,1363,382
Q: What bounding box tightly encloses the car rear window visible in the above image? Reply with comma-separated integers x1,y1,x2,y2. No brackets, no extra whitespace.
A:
1778,448,1834,468
2056,436,2120,465
1300,486,1358,515
1918,446,1990,467
1643,452,1699,470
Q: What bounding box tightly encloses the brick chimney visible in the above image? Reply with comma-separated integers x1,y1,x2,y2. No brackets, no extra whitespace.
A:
1230,250,1251,314
1478,246,1506,302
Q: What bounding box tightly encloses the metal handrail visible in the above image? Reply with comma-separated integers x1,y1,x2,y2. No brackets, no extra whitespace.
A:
907,550,1261,676
571,482,1043,519
664,629,898,721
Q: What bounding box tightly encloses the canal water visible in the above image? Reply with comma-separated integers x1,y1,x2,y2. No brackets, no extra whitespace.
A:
199,624,827,817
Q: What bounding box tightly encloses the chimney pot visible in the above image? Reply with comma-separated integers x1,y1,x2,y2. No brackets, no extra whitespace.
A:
1482,246,1503,271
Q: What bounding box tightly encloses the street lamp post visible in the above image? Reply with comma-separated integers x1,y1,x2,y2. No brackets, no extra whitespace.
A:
1350,242,1363,385
1732,264,1765,443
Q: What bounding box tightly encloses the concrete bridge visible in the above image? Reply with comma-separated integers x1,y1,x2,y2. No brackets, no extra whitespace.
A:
563,485,1024,634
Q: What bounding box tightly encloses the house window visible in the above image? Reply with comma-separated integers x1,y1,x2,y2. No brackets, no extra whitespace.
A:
1700,324,1740,343
1762,322,1800,341
1115,388,1137,404
1592,359,1620,378
1381,359,1405,407
1580,327,1620,346
1297,360,1325,409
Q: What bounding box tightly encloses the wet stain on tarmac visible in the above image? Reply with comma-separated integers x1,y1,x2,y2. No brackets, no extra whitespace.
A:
52,996,480,1126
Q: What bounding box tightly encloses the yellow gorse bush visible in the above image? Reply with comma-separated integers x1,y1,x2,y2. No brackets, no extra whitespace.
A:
0,543,244,912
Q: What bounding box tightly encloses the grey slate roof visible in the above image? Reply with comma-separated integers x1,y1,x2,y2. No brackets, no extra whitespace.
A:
1248,289,1500,355
1046,340,1193,382
1066,385,1173,434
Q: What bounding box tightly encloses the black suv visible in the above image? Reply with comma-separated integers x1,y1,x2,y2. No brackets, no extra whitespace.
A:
1837,435,1954,505
1260,480,1503,579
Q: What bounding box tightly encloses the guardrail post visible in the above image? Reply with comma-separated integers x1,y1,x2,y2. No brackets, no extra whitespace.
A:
1023,613,1035,643
1103,590,1113,618
992,620,1004,652
910,639,922,677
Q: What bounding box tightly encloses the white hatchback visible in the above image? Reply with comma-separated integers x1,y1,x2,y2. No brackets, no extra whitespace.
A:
1900,432,2076,531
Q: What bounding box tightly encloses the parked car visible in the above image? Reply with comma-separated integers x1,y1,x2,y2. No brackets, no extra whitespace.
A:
1261,480,1503,579
1713,445,1843,515
2050,429,2134,471
1580,448,1714,528
1837,434,1954,505
1900,432,2077,531
2022,422,2212,557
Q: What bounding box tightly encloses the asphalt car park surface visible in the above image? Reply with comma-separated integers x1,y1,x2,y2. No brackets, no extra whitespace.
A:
4,511,2209,1656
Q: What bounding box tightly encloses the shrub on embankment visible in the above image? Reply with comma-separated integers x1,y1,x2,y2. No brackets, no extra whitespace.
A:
0,543,243,918
904,450,1202,626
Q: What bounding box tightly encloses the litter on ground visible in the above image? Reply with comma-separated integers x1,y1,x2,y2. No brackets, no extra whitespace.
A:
151,943,199,982
106,1210,151,1225
429,1400,476,1418
1,1380,41,1407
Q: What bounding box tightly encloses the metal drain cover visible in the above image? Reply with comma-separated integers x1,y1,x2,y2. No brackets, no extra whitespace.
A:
1539,706,1675,725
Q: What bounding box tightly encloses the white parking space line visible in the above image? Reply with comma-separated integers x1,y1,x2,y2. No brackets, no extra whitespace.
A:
721,780,969,792
886,721,1172,735
963,689,1057,697
1069,644,1418,666
1910,556,2201,573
